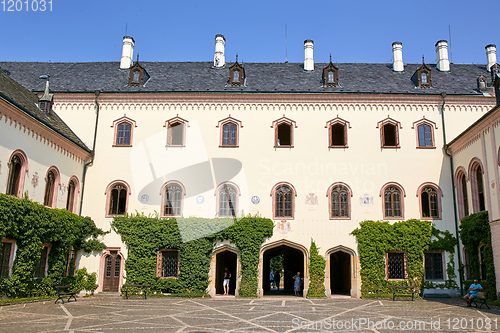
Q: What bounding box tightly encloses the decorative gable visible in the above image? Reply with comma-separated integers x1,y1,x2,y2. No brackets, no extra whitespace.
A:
322,56,339,87
229,58,245,86
411,59,432,88
128,59,150,87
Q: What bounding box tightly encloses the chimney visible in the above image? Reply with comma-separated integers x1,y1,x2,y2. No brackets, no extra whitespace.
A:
486,44,497,72
304,40,314,71
120,36,135,69
435,40,450,71
214,34,225,67
392,42,404,72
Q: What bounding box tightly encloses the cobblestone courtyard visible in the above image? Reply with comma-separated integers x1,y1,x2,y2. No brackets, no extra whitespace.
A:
0,295,499,333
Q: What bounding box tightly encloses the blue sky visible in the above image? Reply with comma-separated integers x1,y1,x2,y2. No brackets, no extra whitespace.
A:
0,0,496,64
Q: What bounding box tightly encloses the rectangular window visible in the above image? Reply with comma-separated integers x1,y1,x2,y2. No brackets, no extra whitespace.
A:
387,252,405,279
425,252,444,280
157,250,179,278
0,242,13,278
34,246,49,278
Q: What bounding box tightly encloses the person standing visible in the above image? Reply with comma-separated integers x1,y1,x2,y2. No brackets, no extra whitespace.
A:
274,271,281,291
223,267,231,295
293,272,302,296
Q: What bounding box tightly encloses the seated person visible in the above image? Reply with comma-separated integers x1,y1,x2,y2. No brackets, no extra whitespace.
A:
463,279,482,307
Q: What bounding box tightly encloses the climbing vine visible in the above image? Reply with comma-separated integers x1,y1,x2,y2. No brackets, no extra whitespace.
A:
459,211,497,297
351,219,434,296
307,239,326,297
0,193,106,298
112,214,273,297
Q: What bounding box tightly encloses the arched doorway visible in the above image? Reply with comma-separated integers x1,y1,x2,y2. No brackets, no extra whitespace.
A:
262,242,306,296
215,250,237,295
97,248,124,293
330,251,351,295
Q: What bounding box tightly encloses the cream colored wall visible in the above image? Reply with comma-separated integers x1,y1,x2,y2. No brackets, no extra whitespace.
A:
450,118,500,295
0,112,85,210
58,95,493,292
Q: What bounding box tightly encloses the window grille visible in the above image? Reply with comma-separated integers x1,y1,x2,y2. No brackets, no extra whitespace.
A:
387,252,404,279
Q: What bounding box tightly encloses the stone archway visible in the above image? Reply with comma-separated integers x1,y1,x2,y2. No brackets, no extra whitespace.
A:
258,239,309,297
208,243,241,297
97,247,125,293
324,245,360,298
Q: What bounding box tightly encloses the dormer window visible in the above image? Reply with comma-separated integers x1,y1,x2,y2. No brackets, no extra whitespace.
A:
322,58,339,87
133,70,140,84
229,59,245,86
411,60,432,88
421,72,428,84
128,60,149,87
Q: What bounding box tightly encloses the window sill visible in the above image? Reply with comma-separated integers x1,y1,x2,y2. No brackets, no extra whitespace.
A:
166,145,186,148
385,278,407,281
383,216,404,220
112,144,133,147
274,216,294,220
329,145,349,149
161,214,182,218
274,145,294,148
156,276,179,279
219,145,239,148
416,146,436,149
330,216,351,220
420,217,442,220
381,145,401,149
106,214,126,218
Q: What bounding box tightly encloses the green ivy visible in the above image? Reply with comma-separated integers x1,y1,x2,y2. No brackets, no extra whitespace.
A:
459,211,497,297
112,214,273,297
351,219,433,296
0,193,106,298
307,239,326,297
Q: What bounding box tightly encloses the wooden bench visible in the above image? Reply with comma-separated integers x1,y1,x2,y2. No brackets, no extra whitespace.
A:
390,285,415,301
471,291,490,309
54,285,77,304
121,284,150,299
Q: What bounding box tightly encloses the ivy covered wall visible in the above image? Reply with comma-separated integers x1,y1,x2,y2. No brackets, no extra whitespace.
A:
351,219,457,296
0,194,106,298
459,211,497,296
112,214,273,297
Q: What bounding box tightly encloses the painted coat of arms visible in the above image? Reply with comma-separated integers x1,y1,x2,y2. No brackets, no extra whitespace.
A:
31,172,39,188
276,220,291,234
305,193,318,205
359,194,374,206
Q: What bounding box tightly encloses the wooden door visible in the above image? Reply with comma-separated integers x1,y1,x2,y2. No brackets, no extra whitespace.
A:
103,252,121,292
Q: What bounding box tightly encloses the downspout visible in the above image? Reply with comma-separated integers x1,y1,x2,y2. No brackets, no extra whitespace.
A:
79,90,100,216
440,92,464,295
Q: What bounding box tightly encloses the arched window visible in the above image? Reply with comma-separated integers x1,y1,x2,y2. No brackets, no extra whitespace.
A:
161,181,185,217
272,116,296,148
6,155,22,196
380,182,405,219
377,117,401,148
216,183,239,217
327,183,352,219
455,167,469,219
223,122,237,146
469,159,486,213
417,124,432,147
66,177,79,213
328,71,334,83
112,116,136,147
271,182,296,219
43,167,59,208
133,70,140,83
6,150,27,197
116,122,132,145
417,183,442,219
233,70,240,82
106,181,130,216
165,116,189,147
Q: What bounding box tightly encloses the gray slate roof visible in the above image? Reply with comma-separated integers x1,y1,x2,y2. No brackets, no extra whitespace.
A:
0,70,91,152
0,61,493,95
